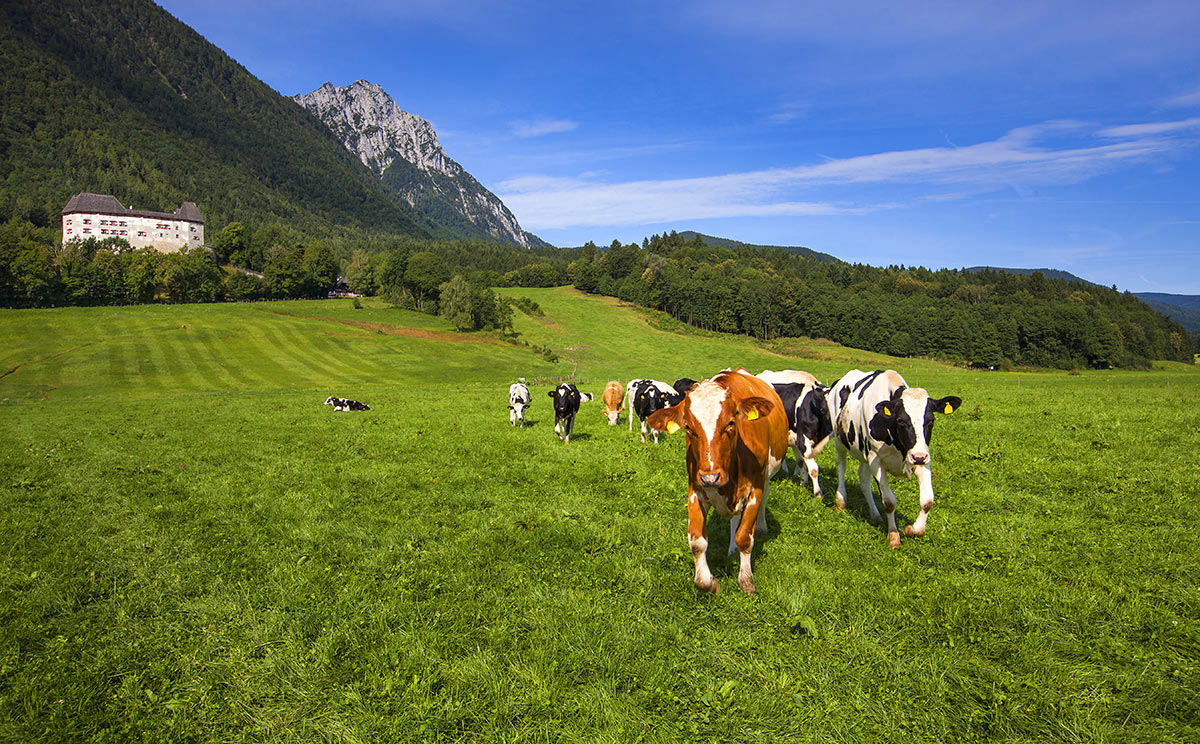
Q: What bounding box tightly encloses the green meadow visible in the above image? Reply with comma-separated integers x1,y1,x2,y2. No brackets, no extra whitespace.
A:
1,288,1198,742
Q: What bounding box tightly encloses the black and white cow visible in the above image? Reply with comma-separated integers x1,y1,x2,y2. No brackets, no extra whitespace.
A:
755,369,833,498
828,369,961,548
627,378,685,444
672,378,699,394
548,383,593,444
324,396,371,411
508,383,531,427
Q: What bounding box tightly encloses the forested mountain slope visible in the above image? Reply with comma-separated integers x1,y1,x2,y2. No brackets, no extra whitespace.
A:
0,0,433,238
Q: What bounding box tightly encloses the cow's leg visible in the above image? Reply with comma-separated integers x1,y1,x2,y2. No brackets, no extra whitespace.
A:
834,446,849,511
564,415,574,445
869,458,901,548
688,491,718,594
803,455,822,498
733,484,765,594
859,459,882,524
640,418,648,444
905,465,935,538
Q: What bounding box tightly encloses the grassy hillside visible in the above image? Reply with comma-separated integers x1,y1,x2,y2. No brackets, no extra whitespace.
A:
0,0,433,238
2,292,1198,741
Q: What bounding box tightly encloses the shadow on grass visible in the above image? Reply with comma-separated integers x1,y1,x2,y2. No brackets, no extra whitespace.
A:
812,472,919,541
701,506,784,583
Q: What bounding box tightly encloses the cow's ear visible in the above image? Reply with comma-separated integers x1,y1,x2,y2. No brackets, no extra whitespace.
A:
647,402,684,434
739,395,775,422
932,395,962,415
547,390,555,398
875,400,896,418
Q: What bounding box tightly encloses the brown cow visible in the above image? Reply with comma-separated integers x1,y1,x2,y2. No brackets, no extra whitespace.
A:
601,380,625,425
647,368,789,594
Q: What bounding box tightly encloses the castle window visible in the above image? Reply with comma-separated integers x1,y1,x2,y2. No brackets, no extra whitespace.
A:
83,218,91,225
83,228,91,234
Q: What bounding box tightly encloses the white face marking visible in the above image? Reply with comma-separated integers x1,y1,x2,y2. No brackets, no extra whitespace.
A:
689,381,725,444
901,390,931,460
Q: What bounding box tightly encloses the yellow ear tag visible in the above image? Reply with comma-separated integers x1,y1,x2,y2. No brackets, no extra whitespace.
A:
666,421,680,434
944,403,954,414
883,406,891,416
746,409,759,421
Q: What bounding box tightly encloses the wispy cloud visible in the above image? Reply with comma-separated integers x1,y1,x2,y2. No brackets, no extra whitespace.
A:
1099,117,1200,138
509,118,579,138
499,118,1198,229
1166,88,1200,108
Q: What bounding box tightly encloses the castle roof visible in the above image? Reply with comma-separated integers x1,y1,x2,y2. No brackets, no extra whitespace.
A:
61,193,204,224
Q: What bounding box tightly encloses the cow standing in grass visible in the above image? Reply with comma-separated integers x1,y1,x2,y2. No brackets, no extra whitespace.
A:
627,378,684,444
828,369,961,548
508,383,531,427
601,380,625,425
756,369,833,498
648,368,789,594
548,383,592,444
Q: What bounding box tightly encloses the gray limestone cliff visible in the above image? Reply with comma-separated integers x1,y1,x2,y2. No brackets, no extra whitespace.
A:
295,80,540,248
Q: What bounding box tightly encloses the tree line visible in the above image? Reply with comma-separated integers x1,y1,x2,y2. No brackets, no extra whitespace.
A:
1,216,1192,368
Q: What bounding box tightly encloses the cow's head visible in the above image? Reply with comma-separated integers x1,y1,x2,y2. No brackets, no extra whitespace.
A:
868,387,961,468
548,384,581,416
648,379,776,489
604,407,621,425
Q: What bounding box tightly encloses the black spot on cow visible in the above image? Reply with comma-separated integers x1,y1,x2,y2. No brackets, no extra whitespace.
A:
854,370,884,399
847,421,856,449
797,386,832,447
838,385,851,408
770,383,805,431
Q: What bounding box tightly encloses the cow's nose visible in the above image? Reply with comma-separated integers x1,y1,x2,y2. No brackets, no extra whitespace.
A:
698,472,721,486
910,453,929,465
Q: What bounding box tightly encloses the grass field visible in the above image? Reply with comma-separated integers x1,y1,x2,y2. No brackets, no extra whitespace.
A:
2,288,1198,742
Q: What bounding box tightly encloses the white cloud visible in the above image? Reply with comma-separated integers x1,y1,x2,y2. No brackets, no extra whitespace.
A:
499,118,1198,229
1099,117,1200,138
1166,89,1200,108
509,118,579,138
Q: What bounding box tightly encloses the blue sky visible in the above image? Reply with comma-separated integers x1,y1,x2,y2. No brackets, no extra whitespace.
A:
159,0,1200,293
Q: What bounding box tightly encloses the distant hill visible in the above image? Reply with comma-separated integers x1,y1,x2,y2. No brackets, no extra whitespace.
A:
965,266,1097,286
1134,293,1200,333
679,232,841,263
0,0,434,237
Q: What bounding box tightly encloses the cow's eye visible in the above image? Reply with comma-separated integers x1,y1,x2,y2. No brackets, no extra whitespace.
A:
725,420,736,432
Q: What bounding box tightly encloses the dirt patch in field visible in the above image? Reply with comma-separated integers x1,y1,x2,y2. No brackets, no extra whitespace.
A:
256,308,508,346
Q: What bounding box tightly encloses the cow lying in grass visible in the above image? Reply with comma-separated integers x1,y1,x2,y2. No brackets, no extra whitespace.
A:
323,396,370,411
828,369,961,548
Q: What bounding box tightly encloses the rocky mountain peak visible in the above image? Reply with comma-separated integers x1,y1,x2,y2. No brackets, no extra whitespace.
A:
294,80,536,248
295,80,454,176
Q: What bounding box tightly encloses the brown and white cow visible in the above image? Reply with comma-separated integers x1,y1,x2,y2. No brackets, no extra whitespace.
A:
601,380,625,425
828,369,961,548
647,368,789,594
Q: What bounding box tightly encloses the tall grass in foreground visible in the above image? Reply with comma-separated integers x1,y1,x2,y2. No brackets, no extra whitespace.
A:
1,294,1197,742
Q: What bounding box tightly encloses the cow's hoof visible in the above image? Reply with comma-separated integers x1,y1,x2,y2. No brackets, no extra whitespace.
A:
887,531,902,549
903,524,923,537
697,579,720,594
833,499,846,512
738,575,756,594
813,490,823,499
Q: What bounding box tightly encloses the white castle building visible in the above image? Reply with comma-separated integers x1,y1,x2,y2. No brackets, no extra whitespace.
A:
61,193,204,252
